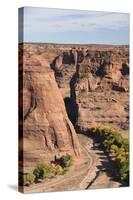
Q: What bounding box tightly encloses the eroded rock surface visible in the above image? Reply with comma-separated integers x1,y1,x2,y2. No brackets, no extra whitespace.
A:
50,45,129,135
19,44,81,169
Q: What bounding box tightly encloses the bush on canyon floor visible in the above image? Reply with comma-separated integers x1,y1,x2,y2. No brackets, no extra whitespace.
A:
54,164,64,175
33,165,44,181
59,154,72,169
118,156,129,182
90,125,129,183
20,155,73,186
33,163,56,180
19,173,35,186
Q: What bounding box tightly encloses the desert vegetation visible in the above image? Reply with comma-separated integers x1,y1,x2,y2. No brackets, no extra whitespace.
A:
19,154,72,187
90,125,129,184
19,173,35,187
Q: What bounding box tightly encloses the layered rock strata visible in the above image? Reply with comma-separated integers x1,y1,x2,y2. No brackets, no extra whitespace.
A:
19,44,81,169
51,45,129,135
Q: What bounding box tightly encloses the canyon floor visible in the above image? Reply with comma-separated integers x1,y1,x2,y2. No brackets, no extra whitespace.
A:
23,134,121,193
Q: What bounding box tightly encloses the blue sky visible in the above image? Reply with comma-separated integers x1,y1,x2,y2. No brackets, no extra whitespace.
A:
19,7,129,44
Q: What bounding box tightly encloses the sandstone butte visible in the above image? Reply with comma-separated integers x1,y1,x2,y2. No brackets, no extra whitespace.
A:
19,48,81,171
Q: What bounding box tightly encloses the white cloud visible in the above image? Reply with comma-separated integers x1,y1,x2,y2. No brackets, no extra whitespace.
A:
23,7,129,34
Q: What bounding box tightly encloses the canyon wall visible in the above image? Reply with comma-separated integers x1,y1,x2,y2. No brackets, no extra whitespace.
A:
19,44,81,169
51,45,129,135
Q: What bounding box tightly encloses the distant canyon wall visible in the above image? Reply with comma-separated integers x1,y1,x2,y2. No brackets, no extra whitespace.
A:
51,45,129,134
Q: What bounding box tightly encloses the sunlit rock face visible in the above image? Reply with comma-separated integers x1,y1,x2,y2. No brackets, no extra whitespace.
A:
51,45,129,135
19,44,81,169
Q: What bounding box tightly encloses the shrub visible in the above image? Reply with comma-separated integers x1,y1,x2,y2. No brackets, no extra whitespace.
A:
54,164,64,175
121,138,129,152
116,151,129,182
20,156,73,187
42,164,56,178
110,144,119,154
119,158,129,182
19,173,35,186
90,125,129,183
33,164,44,181
60,154,72,168
33,163,56,181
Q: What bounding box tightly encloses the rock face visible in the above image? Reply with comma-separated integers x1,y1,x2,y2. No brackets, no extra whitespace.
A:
74,50,129,133
50,45,129,135
19,44,81,169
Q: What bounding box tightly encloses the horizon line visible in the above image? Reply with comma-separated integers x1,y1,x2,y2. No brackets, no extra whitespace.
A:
19,42,129,46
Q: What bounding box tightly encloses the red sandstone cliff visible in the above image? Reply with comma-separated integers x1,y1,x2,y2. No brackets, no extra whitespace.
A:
19,45,81,169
